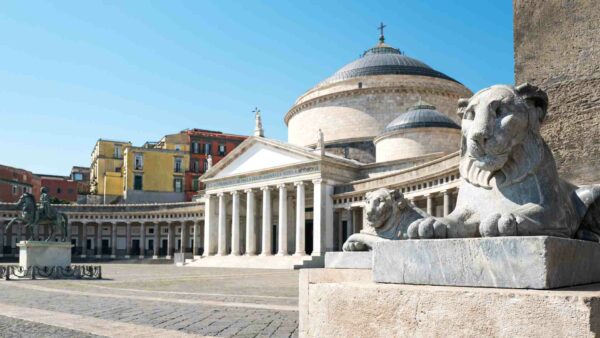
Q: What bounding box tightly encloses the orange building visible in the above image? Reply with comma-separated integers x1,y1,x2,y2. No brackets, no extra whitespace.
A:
0,164,41,202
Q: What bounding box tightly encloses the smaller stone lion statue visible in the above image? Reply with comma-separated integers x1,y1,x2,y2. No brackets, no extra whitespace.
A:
408,83,600,240
343,188,427,251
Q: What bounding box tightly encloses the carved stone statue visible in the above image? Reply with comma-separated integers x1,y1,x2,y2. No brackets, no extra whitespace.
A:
343,188,426,251
207,155,213,170
407,83,600,240
5,188,69,242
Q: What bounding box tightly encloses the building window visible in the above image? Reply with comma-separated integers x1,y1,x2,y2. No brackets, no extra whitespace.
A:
204,143,212,155
174,178,183,192
73,173,83,181
149,227,154,234
12,185,17,195
218,144,226,156
192,142,200,154
192,159,199,173
175,144,181,151
174,157,183,173
114,145,122,159
134,175,143,190
134,153,143,170
203,159,209,172
358,82,363,89
57,187,62,194
115,167,121,173
192,178,199,191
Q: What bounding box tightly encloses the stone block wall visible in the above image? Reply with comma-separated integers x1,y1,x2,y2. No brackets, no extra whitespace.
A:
514,0,600,185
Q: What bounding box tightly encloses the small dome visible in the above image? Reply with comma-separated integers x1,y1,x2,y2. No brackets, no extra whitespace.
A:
384,103,461,133
318,42,459,86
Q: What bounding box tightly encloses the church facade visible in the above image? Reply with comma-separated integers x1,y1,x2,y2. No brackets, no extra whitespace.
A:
189,33,470,269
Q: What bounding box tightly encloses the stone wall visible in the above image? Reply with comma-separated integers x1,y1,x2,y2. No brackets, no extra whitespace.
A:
514,0,600,185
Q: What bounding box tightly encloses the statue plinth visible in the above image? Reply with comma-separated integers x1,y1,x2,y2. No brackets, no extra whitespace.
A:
373,236,600,289
17,241,73,269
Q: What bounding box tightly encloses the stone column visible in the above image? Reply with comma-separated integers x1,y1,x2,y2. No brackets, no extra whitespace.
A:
111,222,117,259
96,223,102,258
230,191,241,255
426,194,433,216
125,222,132,258
139,223,146,259
153,223,160,259
312,179,330,256
294,181,306,256
80,223,86,258
181,223,188,254
203,195,217,256
193,221,200,257
245,189,257,255
443,190,451,217
277,184,288,256
217,193,227,256
166,223,174,259
346,207,354,241
260,186,272,256
0,221,4,258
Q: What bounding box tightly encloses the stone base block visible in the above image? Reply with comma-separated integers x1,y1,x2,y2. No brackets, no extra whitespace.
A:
324,252,372,269
300,269,600,338
184,254,324,269
17,241,72,268
374,236,600,289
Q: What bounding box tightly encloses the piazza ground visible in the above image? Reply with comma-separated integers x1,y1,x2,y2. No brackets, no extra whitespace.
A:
0,265,299,338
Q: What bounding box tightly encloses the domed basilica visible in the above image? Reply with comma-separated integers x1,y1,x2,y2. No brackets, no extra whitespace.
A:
193,27,470,269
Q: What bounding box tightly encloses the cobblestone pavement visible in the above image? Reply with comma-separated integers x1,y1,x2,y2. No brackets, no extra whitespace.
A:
0,315,103,338
0,265,299,338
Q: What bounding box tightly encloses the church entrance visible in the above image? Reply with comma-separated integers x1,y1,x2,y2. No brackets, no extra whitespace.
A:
306,220,313,255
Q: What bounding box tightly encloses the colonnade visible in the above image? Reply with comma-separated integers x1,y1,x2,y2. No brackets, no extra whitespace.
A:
0,220,204,259
203,178,333,258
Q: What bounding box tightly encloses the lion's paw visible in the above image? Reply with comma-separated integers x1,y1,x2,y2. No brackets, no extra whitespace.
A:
480,213,518,237
342,239,367,252
407,217,448,239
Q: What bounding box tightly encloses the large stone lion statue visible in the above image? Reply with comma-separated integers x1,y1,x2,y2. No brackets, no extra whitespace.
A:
408,83,600,240
343,188,426,251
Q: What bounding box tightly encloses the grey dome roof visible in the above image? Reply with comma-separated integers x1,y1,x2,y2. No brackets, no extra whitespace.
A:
384,103,460,133
319,42,459,86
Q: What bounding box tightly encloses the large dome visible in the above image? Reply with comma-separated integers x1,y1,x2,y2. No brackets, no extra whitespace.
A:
286,33,472,164
318,43,459,86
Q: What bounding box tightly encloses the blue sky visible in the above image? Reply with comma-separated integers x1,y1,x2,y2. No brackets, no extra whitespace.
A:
0,1,513,175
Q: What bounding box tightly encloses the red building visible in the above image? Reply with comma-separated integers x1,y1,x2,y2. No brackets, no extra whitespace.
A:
181,129,247,201
0,164,41,203
38,174,78,203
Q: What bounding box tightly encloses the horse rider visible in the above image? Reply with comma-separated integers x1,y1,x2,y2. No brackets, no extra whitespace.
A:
38,187,53,220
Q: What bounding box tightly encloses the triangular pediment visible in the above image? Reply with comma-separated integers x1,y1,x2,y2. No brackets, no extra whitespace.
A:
206,137,319,179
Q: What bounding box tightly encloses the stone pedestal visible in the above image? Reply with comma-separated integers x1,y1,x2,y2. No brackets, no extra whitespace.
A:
373,236,600,289
300,269,600,338
17,241,73,268
324,252,371,269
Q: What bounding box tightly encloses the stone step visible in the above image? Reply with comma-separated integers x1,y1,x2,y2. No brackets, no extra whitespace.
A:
182,254,324,269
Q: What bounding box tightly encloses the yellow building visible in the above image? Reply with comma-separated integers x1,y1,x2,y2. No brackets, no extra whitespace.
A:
90,136,189,204
122,145,189,203
90,139,131,203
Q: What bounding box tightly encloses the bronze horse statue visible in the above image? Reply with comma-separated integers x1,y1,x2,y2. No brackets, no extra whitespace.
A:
5,193,69,242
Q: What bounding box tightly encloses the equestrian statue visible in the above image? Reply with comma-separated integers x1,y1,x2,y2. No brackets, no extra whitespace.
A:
5,187,69,242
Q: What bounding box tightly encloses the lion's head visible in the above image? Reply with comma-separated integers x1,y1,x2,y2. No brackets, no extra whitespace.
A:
364,188,407,229
457,83,549,188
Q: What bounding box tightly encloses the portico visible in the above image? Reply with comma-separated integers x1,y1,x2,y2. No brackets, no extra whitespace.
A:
189,136,359,269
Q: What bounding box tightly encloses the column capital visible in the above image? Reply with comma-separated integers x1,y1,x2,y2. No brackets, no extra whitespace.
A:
260,186,272,191
442,190,450,196
230,190,239,196
277,183,287,190
312,178,323,184
216,192,225,197
244,188,255,193
294,181,305,187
